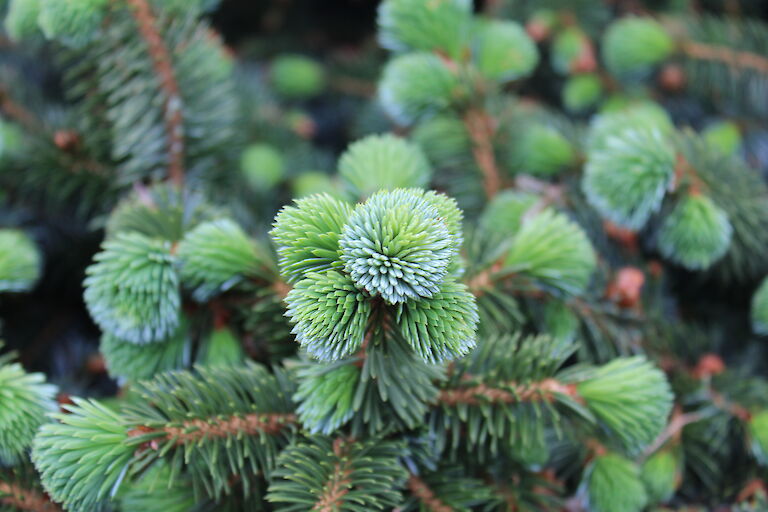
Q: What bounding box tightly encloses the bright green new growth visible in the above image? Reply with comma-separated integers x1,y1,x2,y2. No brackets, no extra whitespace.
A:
576,356,673,453
284,271,372,361
511,124,576,177
563,73,604,112
274,185,474,364
588,102,674,151
551,26,588,75
0,356,57,464
377,0,472,59
583,127,676,229
0,229,41,293
411,115,471,166
642,448,680,503
478,190,539,241
84,232,181,344
101,323,189,381
38,0,110,47
198,326,244,366
240,143,286,190
338,134,432,200
586,453,648,512
270,54,326,100
4,0,41,41
294,364,360,434
379,52,461,125
339,189,457,304
602,17,674,76
702,121,742,156
748,410,768,465
270,194,353,283
395,280,478,363
267,436,408,511
32,399,135,511
751,276,768,335
292,171,339,199
658,193,733,270
177,218,271,301
105,184,220,242
505,209,597,296
472,20,539,82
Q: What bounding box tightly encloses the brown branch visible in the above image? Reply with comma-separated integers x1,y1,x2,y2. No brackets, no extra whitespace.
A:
126,0,185,187
272,279,292,300
463,108,501,199
438,377,579,406
130,412,296,446
681,40,768,75
313,438,354,512
0,482,61,512
0,87,40,131
407,474,452,512
641,408,704,460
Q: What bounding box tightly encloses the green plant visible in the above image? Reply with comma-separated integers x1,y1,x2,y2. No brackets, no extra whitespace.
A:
1,0,767,510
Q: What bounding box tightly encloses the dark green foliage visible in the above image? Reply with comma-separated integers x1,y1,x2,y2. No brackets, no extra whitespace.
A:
123,364,296,501
267,436,407,511
64,4,238,185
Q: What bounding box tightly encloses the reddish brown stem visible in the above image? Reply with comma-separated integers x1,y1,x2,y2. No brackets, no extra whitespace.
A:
682,40,768,75
407,474,452,512
463,108,501,199
312,438,354,512
129,412,296,446
438,377,580,406
0,87,40,131
0,482,61,512
126,0,185,187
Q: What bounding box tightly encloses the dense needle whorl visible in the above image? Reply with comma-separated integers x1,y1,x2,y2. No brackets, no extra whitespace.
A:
339,189,457,304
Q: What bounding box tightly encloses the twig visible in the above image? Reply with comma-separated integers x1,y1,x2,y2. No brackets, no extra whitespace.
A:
641,409,704,460
463,108,502,199
681,40,768,75
0,481,61,512
126,0,186,187
407,474,451,512
313,438,354,512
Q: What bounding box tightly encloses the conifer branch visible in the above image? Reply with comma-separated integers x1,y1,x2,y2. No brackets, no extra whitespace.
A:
312,438,354,512
130,412,297,446
126,0,185,187
681,40,768,75
438,377,579,405
406,474,452,512
0,481,61,512
0,86,40,131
